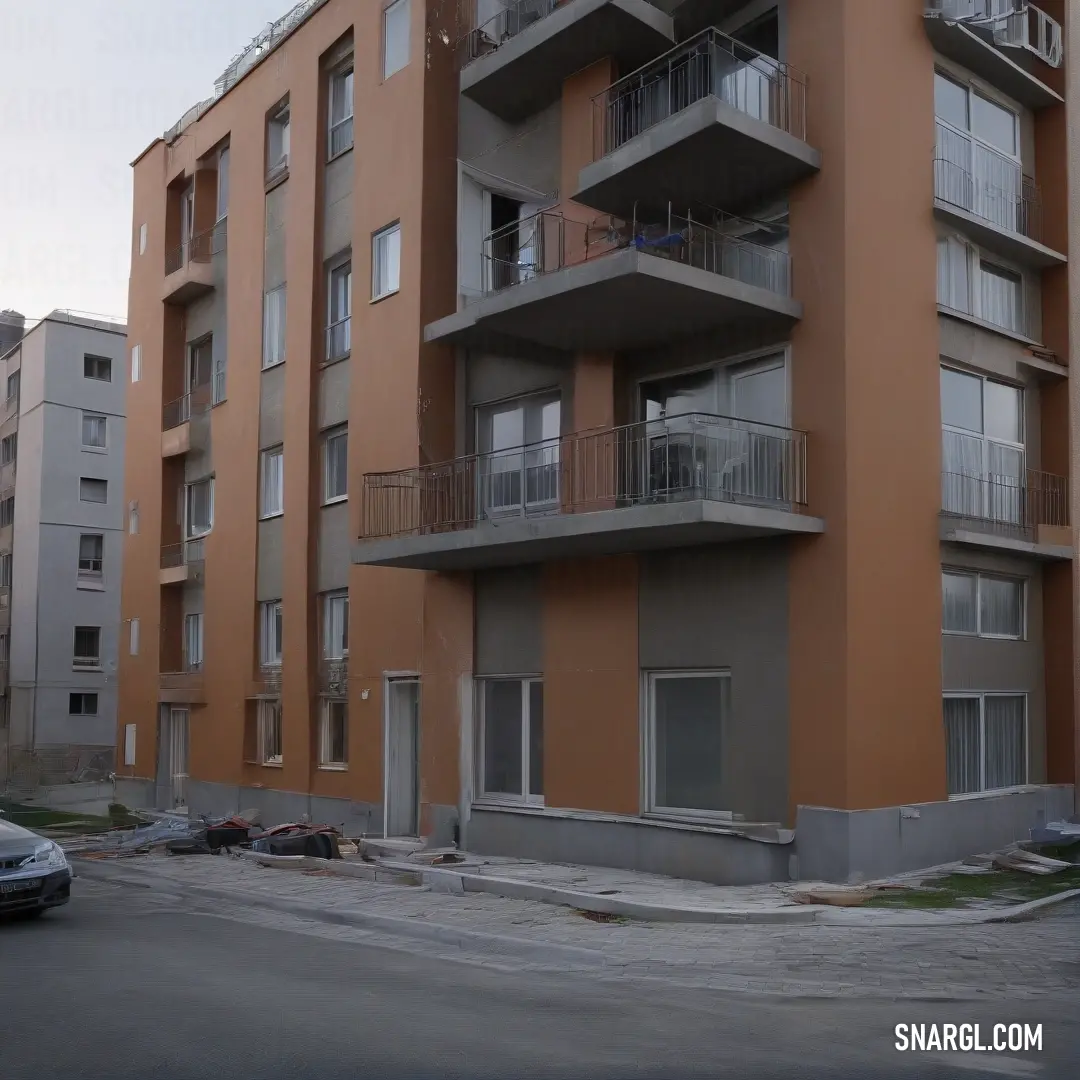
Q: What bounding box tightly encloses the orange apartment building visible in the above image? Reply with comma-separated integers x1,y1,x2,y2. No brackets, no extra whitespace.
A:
117,0,1079,883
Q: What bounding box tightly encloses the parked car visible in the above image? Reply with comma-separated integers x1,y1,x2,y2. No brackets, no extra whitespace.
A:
0,813,72,919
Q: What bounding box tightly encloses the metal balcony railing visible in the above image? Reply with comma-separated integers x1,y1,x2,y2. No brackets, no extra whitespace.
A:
925,1,1063,69
941,469,1069,536
160,537,206,571
479,207,791,302
362,412,807,540
162,383,212,431
592,27,808,161
459,0,559,66
326,317,351,362
164,223,227,276
934,122,1041,242
319,658,349,695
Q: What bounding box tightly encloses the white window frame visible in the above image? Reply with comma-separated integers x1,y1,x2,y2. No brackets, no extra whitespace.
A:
322,591,349,660
69,692,99,716
258,698,283,765
184,612,204,672
81,412,107,450
260,446,284,518
138,224,148,256
260,600,283,668
643,669,734,823
129,617,140,656
6,369,19,402
383,0,411,80
124,723,137,766
78,533,104,578
944,692,1029,798
217,146,230,221
72,625,102,670
267,103,291,178
322,426,348,504
937,231,1033,338
128,501,140,536
185,478,214,539
942,568,1026,640
262,285,287,368
0,552,11,587
319,699,349,769
372,223,401,300
0,433,15,464
326,259,352,361
328,64,355,159
0,496,14,527
475,676,543,806
131,344,142,383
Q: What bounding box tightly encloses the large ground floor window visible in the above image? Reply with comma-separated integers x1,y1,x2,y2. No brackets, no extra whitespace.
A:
646,670,730,819
944,693,1027,796
477,677,543,804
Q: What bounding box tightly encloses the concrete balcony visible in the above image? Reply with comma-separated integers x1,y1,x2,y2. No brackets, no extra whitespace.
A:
161,222,226,305
940,469,1072,560
356,412,821,571
459,0,674,123
924,2,1063,109
159,538,206,586
159,669,205,705
573,28,821,219
427,209,800,352
161,385,212,458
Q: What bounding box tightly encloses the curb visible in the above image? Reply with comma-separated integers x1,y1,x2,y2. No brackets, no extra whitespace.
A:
71,857,611,968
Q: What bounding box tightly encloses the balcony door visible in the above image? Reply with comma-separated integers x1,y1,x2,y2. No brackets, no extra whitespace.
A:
477,392,561,518
715,10,781,125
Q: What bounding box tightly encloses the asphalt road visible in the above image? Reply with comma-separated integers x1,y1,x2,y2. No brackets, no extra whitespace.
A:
1,877,1077,1080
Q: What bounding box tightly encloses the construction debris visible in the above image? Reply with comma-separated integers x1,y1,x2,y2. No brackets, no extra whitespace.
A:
991,847,1074,875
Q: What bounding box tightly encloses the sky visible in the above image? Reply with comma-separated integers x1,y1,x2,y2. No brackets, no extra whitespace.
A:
0,0,291,327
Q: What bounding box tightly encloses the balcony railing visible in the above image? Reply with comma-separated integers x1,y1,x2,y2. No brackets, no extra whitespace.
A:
479,207,791,302
159,670,203,692
934,122,1041,241
941,469,1069,536
319,658,349,695
160,537,206,570
459,0,559,66
162,384,213,431
591,27,807,161
362,412,807,540
326,317,351,362
164,223,227,276
925,1,1063,69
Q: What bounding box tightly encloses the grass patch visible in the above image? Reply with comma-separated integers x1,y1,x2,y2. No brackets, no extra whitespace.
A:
865,867,1080,909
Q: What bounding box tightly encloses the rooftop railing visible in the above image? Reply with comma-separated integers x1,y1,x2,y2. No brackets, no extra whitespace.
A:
362,411,807,541
479,207,791,302
459,0,559,66
591,26,808,161
941,469,1069,536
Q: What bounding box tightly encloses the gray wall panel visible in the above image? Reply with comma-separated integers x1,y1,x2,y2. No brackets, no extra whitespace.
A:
474,566,542,675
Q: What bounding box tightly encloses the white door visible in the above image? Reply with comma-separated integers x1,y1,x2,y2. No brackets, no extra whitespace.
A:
385,679,420,838
728,359,788,502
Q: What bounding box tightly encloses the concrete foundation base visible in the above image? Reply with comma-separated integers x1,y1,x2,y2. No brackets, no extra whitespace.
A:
795,785,1076,883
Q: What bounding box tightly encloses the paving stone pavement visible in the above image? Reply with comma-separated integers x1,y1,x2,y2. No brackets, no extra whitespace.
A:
74,853,1080,1000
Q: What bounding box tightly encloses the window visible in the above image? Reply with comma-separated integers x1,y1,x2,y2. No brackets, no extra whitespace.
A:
476,393,560,515
131,344,142,383
941,367,1024,524
258,699,283,765
73,626,101,669
383,0,411,79
82,413,107,449
0,632,8,661
180,181,195,249
0,496,13,527
319,700,348,768
943,570,1024,638
477,678,543,803
129,617,140,656
646,671,731,818
124,723,137,766
260,600,283,667
944,694,1027,795
5,370,18,401
937,235,1030,336
188,336,213,391
217,146,230,221
138,224,148,256
185,478,214,537
327,260,352,360
78,534,104,577
329,65,354,157
79,478,108,504
84,354,112,382
128,500,139,535
267,102,291,179
322,591,349,659
184,613,204,671
372,223,401,299
322,427,348,503
0,552,10,587
69,693,99,716
0,434,15,464
262,286,287,368
260,446,284,517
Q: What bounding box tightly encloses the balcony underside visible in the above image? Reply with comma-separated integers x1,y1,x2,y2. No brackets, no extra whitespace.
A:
939,516,1073,562
574,96,821,219
923,17,1062,110
161,260,215,305
161,422,191,458
932,201,1066,270
354,498,823,571
425,247,800,352
461,0,675,123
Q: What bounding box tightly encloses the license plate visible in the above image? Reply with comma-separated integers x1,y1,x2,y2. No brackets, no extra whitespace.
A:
0,879,40,893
